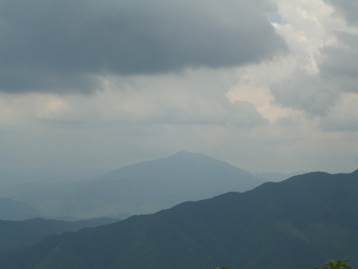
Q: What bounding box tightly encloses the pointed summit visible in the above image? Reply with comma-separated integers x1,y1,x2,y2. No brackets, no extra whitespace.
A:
169,150,206,159
60,151,262,218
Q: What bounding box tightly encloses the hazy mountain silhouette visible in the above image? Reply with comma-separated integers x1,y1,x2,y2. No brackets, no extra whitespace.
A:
0,197,39,220
12,151,262,219
75,151,261,205
1,169,357,269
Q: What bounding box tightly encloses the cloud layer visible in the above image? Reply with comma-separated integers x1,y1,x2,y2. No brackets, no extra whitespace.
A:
0,0,357,182
267,0,358,116
325,0,358,25
0,0,286,94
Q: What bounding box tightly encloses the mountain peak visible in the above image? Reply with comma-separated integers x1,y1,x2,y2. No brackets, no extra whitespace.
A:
169,150,202,158
170,150,234,162
168,151,229,166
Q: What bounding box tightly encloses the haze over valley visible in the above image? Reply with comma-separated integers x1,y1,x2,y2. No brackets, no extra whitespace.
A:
1,151,264,220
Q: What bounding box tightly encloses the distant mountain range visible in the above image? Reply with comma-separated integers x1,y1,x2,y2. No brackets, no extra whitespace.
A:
0,197,39,220
1,169,357,269
4,151,263,220
0,217,119,252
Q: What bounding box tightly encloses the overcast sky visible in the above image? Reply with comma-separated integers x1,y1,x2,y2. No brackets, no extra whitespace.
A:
0,0,357,182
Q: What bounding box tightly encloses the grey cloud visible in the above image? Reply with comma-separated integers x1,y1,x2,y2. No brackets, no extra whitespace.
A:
272,1,358,117
320,32,358,93
0,0,286,94
175,100,267,128
270,30,358,116
270,71,355,117
113,97,266,128
324,0,358,25
320,116,358,132
270,70,340,116
227,101,267,127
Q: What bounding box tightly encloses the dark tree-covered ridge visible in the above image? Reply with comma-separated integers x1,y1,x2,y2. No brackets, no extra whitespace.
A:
0,170,357,269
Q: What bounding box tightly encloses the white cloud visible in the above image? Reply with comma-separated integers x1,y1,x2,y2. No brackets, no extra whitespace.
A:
262,0,358,116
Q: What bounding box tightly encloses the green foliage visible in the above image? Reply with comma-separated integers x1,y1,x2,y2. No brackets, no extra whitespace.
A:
212,265,232,269
315,259,358,269
1,171,358,269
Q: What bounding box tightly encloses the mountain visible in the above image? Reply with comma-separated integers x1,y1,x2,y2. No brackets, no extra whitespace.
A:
11,151,262,219
0,197,40,220
1,170,357,269
74,151,261,206
0,217,120,252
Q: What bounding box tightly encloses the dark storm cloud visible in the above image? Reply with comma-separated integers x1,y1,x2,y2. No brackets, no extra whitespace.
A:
0,0,286,94
324,0,358,25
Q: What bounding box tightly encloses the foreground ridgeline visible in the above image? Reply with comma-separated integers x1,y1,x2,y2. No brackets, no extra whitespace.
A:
0,170,357,269
215,259,358,269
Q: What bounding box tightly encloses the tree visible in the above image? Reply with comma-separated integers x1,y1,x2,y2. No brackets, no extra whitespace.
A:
212,265,232,269
315,259,358,269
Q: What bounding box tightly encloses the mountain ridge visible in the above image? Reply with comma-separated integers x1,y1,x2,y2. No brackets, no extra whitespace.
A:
1,169,357,269
0,217,120,252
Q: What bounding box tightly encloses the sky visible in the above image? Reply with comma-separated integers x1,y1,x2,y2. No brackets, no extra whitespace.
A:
0,0,357,182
